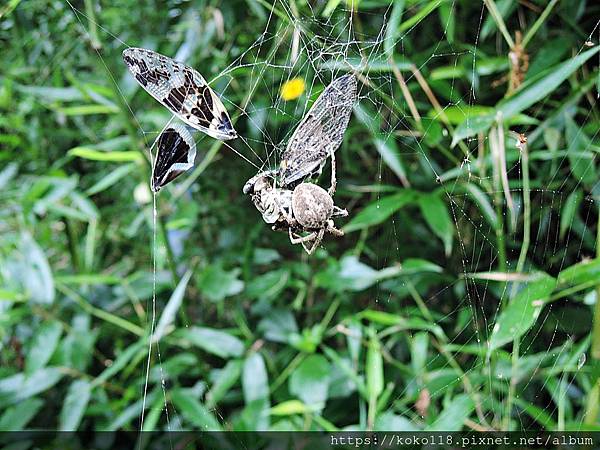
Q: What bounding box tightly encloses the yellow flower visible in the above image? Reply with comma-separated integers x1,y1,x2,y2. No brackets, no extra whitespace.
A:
280,77,305,101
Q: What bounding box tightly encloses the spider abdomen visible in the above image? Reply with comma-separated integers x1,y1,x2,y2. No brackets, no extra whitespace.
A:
292,183,334,229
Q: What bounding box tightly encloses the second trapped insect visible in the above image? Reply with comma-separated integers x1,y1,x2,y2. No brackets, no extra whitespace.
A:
123,47,237,191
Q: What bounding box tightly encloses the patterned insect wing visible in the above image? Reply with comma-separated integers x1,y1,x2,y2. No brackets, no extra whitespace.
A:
280,74,357,187
123,47,236,141
151,123,197,192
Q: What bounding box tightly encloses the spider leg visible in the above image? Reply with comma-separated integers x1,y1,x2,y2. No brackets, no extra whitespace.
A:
305,229,325,255
288,227,318,244
326,220,344,237
332,205,348,218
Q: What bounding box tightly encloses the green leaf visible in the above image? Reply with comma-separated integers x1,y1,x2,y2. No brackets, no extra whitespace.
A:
328,357,357,399
85,163,136,195
401,258,444,274
411,332,429,374
354,103,408,184
560,190,583,239
68,147,142,162
343,190,417,232
399,0,445,33
438,1,454,44
427,394,474,431
513,398,557,430
152,269,192,342
318,256,441,292
566,116,596,186
92,340,145,388
242,352,270,429
175,327,245,359
0,368,63,407
55,274,121,285
418,192,453,256
384,0,405,56
333,256,403,291
59,380,91,430
270,400,314,416
243,353,269,404
489,273,557,351
375,411,420,431
245,269,289,300
499,46,600,118
360,310,408,327
60,314,96,372
171,389,221,430
322,0,342,16
6,233,55,304
366,331,384,399
558,258,600,287
258,309,299,344
463,184,499,229
433,105,537,126
528,36,574,78
480,0,513,40
15,84,85,101
374,137,408,184
56,104,118,115
451,113,495,147
0,397,43,431
289,354,331,407
206,360,242,409
0,162,18,190
26,321,62,374
321,57,413,73
198,266,244,302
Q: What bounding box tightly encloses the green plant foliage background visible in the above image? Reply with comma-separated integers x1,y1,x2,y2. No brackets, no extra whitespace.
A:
1,0,599,433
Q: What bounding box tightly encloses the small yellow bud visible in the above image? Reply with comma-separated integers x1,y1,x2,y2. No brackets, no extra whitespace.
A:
280,77,305,101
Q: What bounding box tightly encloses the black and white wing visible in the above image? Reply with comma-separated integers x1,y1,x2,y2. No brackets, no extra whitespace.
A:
123,47,237,141
151,123,197,192
280,74,357,187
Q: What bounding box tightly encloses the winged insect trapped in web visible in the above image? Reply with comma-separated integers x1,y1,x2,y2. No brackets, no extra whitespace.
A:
122,47,237,192
243,74,357,254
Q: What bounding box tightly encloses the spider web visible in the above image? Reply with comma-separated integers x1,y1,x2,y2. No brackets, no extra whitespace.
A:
14,0,600,434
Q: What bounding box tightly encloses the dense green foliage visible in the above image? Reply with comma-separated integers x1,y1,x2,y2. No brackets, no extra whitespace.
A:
1,0,599,433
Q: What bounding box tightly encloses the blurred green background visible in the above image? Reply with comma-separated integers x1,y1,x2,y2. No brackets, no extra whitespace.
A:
1,0,599,433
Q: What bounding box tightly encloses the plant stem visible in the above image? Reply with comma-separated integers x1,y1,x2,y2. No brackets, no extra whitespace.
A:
83,0,101,50
584,203,600,424
522,0,560,48
58,283,144,336
157,213,179,285
505,142,530,430
406,281,433,322
512,143,530,293
491,125,507,273
593,205,600,359
270,352,305,393
483,0,514,48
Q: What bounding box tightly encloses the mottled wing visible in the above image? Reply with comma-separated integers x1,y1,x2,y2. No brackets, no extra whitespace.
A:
151,123,197,192
123,47,236,140
280,74,357,187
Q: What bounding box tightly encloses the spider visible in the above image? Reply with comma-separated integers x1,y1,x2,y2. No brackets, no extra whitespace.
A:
243,155,348,254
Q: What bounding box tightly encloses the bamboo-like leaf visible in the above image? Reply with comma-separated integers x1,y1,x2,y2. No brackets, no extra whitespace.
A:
68,147,143,162
452,46,600,146
488,273,556,351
